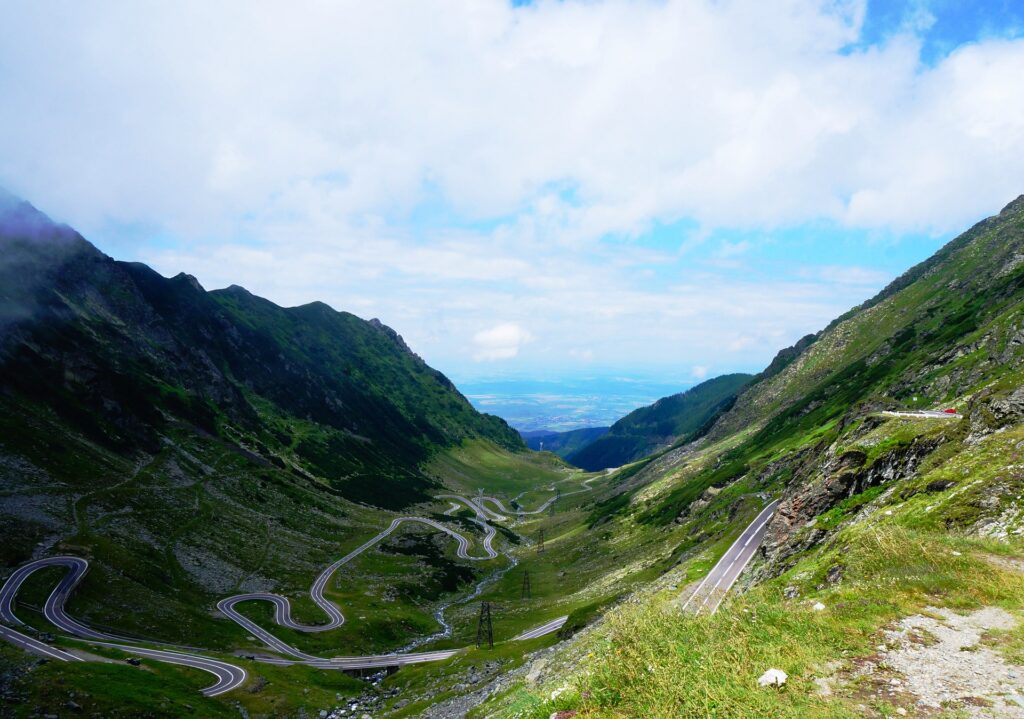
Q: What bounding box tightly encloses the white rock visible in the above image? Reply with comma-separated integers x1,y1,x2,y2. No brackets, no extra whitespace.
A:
952,551,962,556
812,602,827,611
758,668,788,687
896,710,907,717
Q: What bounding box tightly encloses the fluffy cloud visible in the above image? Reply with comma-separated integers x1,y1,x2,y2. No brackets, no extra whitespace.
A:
2,0,1022,238
473,323,534,361
1,1,1022,375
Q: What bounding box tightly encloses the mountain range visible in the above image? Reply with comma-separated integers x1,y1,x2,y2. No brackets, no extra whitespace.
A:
2,192,1024,719
0,192,522,514
519,426,609,457
564,372,752,470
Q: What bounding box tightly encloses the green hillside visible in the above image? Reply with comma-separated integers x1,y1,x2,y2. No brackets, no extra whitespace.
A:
0,195,569,715
476,196,1024,718
4,194,1024,719
0,196,522,512
567,373,752,470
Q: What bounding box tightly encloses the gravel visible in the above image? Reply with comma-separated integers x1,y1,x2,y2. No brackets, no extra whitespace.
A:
882,606,1024,716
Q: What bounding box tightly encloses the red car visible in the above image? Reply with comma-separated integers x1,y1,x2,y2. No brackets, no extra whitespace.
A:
943,408,958,414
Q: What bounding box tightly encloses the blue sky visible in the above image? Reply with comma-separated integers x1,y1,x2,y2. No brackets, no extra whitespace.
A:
2,0,1023,398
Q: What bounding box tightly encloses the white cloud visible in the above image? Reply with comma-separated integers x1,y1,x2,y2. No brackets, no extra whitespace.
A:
1,0,1022,241
691,365,709,380
472,323,533,361
1,1,1022,377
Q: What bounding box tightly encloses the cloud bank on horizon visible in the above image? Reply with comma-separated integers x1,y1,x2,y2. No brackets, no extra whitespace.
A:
1,0,1023,380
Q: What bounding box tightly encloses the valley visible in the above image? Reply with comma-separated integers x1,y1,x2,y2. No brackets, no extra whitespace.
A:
5,3,1024,716
2,194,1024,719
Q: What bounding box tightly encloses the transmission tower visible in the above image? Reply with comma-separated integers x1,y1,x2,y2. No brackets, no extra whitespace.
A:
537,528,545,554
475,601,493,649
521,570,531,599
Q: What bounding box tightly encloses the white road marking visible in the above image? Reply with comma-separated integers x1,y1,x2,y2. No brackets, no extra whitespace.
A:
682,501,778,615
1,475,602,690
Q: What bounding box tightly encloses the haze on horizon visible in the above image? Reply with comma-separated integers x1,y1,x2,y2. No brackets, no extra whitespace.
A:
2,0,1024,389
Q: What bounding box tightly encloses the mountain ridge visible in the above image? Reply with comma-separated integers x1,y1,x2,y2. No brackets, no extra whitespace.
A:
567,372,753,471
474,194,1024,719
0,195,523,509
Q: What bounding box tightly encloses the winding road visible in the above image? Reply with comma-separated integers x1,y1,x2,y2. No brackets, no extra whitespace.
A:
0,476,777,697
216,512,500,662
453,475,600,519
0,556,247,696
0,485,576,695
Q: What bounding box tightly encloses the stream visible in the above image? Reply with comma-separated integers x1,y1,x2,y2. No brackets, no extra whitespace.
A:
397,545,520,652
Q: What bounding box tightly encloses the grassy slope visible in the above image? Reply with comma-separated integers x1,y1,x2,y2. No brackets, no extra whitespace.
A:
0,411,579,716
478,419,1024,719
2,422,717,718
474,198,1024,717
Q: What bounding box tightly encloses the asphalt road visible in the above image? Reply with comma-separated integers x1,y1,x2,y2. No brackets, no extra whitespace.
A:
0,491,564,690
882,410,961,419
512,615,569,640
219,486,586,659
681,500,780,615
0,556,246,696
0,623,81,663
473,475,598,517
1,474,751,696
217,510,498,662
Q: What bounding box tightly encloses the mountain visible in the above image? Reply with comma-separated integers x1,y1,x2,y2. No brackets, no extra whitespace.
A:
519,426,610,457
566,373,752,471
477,195,1024,717
599,194,1024,534
0,193,523,512
7,192,1024,719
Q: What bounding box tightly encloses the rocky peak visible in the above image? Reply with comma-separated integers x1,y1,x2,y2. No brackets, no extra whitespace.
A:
172,272,204,293
368,317,414,355
998,193,1024,218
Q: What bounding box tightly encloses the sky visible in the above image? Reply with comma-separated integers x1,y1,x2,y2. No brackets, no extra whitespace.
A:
2,0,1024,393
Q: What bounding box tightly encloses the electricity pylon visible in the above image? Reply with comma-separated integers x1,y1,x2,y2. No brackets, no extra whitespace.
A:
475,602,493,649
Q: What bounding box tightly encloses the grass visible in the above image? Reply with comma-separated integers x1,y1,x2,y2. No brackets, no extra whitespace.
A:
2,414,640,714
480,525,1024,719
1,641,367,719
425,440,571,496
